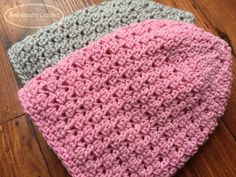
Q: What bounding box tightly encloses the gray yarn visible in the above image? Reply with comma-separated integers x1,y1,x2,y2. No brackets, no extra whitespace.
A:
8,0,195,84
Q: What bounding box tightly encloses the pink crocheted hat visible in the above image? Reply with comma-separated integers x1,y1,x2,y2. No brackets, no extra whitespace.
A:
18,20,232,177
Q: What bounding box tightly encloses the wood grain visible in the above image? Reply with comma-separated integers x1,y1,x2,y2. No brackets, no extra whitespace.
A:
176,120,236,177
0,39,24,124
0,0,235,177
0,1,55,177
192,0,236,54
0,0,55,124
0,115,51,177
33,124,70,177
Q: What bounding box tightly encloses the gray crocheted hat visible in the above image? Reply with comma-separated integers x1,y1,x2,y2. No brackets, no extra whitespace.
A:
8,0,195,84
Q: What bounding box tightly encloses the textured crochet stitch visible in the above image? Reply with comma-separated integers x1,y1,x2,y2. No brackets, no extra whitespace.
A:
19,20,232,177
8,0,194,84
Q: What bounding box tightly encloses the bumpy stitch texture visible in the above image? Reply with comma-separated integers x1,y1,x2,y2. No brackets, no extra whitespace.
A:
18,20,232,177
8,0,194,84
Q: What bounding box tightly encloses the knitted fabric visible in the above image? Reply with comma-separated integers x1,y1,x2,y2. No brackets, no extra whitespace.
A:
8,0,194,84
18,20,232,177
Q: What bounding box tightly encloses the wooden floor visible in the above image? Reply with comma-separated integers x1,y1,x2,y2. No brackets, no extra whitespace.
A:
0,0,236,177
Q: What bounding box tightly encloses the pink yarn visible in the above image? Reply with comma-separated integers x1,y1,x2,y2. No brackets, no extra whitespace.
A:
18,20,232,177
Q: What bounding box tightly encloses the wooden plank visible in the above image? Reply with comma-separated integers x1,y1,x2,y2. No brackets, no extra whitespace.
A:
175,120,236,177
0,0,54,124
42,0,99,18
0,0,54,44
0,37,24,124
33,126,71,177
192,0,236,53
1,1,57,176
0,115,51,177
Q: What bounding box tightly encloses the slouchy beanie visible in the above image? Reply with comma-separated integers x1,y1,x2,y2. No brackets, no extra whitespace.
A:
18,20,232,177
8,0,194,84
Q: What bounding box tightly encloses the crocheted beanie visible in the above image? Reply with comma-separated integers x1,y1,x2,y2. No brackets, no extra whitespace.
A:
18,20,232,177
8,0,194,84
